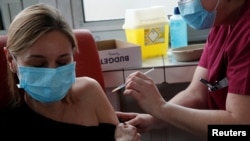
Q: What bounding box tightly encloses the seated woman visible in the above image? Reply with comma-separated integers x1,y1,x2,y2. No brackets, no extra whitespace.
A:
0,3,140,140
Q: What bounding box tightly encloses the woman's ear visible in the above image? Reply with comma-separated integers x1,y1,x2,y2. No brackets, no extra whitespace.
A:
73,46,79,55
3,47,17,73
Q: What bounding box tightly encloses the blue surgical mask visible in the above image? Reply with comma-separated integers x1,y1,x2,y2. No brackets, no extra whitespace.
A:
178,0,220,30
16,62,76,103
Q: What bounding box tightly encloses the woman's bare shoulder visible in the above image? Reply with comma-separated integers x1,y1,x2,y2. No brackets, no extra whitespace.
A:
69,77,119,124
70,77,105,101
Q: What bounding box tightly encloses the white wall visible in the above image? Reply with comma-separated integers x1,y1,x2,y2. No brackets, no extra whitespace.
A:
83,0,178,21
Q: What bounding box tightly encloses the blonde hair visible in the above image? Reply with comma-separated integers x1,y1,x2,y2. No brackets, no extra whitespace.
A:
6,3,78,106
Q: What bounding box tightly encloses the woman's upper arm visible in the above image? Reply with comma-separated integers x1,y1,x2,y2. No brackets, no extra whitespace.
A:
76,77,119,125
90,79,119,125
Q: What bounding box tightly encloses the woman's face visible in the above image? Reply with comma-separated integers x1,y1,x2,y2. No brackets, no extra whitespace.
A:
13,30,74,69
201,0,219,12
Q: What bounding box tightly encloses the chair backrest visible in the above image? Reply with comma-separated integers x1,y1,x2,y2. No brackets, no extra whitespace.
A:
0,29,105,108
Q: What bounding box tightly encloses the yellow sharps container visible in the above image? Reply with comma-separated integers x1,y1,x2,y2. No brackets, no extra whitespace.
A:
123,6,169,60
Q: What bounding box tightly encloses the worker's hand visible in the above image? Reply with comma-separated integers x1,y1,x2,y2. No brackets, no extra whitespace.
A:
115,122,141,141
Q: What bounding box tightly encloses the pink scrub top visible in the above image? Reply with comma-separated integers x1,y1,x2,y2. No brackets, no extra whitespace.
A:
198,0,250,109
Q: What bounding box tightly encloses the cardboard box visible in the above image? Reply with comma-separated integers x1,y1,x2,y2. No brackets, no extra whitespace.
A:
96,39,142,71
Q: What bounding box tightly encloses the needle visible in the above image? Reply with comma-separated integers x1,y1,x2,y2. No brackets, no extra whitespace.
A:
111,68,155,93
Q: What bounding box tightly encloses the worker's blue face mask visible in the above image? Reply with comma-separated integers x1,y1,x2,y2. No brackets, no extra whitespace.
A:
14,59,76,103
178,0,220,30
